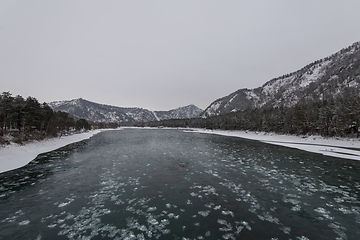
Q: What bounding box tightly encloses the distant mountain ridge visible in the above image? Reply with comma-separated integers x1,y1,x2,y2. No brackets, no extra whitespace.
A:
201,41,360,117
49,98,203,123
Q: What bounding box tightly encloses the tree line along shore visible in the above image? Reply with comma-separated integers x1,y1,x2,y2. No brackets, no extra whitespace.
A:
2,90,360,146
0,92,96,145
133,93,360,138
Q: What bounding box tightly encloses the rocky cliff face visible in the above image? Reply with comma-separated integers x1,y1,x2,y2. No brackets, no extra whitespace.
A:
201,42,360,117
49,98,203,123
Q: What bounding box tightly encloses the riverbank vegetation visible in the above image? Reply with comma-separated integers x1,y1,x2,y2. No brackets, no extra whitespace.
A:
133,93,360,138
0,92,91,145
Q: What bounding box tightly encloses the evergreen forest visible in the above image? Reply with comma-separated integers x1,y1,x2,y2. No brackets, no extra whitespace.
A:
0,92,91,145
134,93,360,138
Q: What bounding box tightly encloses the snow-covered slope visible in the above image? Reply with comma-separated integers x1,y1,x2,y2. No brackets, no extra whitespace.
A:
201,41,360,117
49,99,203,123
154,104,203,120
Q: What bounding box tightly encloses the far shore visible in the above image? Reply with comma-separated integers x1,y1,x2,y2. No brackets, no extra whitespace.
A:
187,128,360,161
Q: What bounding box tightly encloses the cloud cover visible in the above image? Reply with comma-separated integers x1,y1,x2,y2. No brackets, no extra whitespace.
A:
1,0,360,110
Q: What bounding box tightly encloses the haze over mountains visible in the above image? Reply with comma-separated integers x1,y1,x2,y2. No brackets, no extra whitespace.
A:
49,98,203,123
201,41,360,117
49,41,360,124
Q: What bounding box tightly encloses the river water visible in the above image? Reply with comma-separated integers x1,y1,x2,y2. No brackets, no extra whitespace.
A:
0,129,359,240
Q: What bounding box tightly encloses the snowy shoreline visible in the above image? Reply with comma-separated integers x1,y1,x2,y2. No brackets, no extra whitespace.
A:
1,127,360,175
0,130,103,174
187,129,360,161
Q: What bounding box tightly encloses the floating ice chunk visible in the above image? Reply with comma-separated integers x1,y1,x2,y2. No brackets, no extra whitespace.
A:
214,205,221,210
198,210,211,217
280,226,291,235
328,222,347,239
147,217,158,225
126,206,135,212
58,198,74,208
314,207,334,220
222,233,235,239
240,221,251,231
291,205,301,211
190,192,198,197
337,207,352,214
147,207,157,212
217,219,232,230
139,225,147,232
47,223,57,228
257,212,280,224
136,233,146,240
221,210,234,217
19,220,30,226
235,225,243,234
296,236,310,240
161,219,170,225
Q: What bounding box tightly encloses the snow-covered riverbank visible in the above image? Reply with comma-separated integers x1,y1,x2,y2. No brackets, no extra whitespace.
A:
187,129,360,161
2,127,360,175
0,130,102,173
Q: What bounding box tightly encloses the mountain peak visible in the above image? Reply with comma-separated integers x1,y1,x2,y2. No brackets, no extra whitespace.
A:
48,99,203,123
201,41,360,117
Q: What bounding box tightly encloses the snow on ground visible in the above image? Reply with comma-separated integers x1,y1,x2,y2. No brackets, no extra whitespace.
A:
0,130,103,174
187,129,360,161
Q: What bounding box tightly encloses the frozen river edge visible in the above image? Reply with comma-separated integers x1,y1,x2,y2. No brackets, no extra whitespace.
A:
1,127,360,174
188,128,360,161
0,130,103,173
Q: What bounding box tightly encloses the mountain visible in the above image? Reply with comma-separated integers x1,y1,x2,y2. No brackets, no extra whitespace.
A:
201,41,360,117
48,98,203,123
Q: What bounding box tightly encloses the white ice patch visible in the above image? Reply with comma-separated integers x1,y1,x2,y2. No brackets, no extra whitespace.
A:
57,198,75,208
198,210,211,217
314,207,334,220
18,220,30,226
221,210,234,217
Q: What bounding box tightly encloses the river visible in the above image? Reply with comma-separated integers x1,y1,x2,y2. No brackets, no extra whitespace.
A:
0,129,359,239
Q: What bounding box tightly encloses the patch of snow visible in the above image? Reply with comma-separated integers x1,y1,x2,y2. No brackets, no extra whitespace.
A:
204,101,222,117
152,111,160,121
0,129,108,173
224,94,238,108
245,90,259,102
210,101,221,111
300,60,331,88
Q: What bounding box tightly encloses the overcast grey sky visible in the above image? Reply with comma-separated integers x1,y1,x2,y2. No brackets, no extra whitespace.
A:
1,0,360,110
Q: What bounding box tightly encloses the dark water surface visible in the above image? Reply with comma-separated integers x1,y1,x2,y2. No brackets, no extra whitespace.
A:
1,129,360,240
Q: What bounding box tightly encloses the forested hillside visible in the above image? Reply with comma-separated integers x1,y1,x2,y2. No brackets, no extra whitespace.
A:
49,98,203,123
135,92,360,138
0,92,91,145
202,41,360,117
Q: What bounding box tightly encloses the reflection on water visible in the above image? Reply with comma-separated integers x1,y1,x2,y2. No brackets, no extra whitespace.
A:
0,129,359,239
